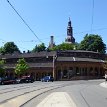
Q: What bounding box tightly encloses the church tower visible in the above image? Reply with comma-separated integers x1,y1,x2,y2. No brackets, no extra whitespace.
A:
65,18,75,44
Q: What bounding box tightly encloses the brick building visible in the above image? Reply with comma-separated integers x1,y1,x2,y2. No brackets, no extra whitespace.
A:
0,18,106,80
0,50,106,80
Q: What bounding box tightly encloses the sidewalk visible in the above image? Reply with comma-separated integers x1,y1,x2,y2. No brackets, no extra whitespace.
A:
100,82,107,88
36,92,77,107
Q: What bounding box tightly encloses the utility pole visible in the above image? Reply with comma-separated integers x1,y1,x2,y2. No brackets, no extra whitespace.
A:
53,56,57,80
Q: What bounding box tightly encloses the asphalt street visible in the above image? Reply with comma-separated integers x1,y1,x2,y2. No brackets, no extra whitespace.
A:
0,80,107,107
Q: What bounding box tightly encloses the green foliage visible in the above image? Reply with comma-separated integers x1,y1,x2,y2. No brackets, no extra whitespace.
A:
78,34,106,53
0,47,4,54
0,42,20,54
32,43,46,52
73,42,80,50
15,58,29,76
0,60,5,77
49,43,75,51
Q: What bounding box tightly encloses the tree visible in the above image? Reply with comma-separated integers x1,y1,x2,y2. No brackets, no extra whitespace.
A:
32,43,46,52
15,58,29,76
0,60,5,77
2,42,20,54
78,34,106,53
49,43,75,51
0,47,4,54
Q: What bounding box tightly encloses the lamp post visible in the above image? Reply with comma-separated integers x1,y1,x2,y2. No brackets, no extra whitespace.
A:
53,55,57,80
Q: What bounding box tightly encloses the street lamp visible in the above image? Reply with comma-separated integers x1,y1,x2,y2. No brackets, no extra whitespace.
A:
53,55,57,79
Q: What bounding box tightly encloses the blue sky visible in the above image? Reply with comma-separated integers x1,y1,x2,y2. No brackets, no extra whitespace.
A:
0,0,107,52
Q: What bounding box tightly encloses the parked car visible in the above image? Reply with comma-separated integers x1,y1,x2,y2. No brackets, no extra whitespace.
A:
16,76,34,83
0,77,16,85
15,78,21,84
41,76,54,82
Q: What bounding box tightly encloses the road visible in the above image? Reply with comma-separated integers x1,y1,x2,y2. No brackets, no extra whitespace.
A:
0,80,107,107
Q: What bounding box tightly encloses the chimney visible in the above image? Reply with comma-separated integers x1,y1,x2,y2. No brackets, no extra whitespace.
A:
49,36,55,49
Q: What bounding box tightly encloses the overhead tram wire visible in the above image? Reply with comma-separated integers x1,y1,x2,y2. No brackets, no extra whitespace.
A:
0,38,29,51
6,0,42,43
6,0,106,46
91,0,94,33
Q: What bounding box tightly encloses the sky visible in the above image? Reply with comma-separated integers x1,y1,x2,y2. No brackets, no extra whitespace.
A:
0,0,107,52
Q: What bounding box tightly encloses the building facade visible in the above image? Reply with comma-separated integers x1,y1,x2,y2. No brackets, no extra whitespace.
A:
0,50,106,80
0,18,106,80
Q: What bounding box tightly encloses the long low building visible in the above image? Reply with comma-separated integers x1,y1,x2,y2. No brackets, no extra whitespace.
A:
0,50,106,80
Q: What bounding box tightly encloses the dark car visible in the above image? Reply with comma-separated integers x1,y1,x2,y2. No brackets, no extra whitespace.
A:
17,76,34,83
0,77,16,85
41,76,54,82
